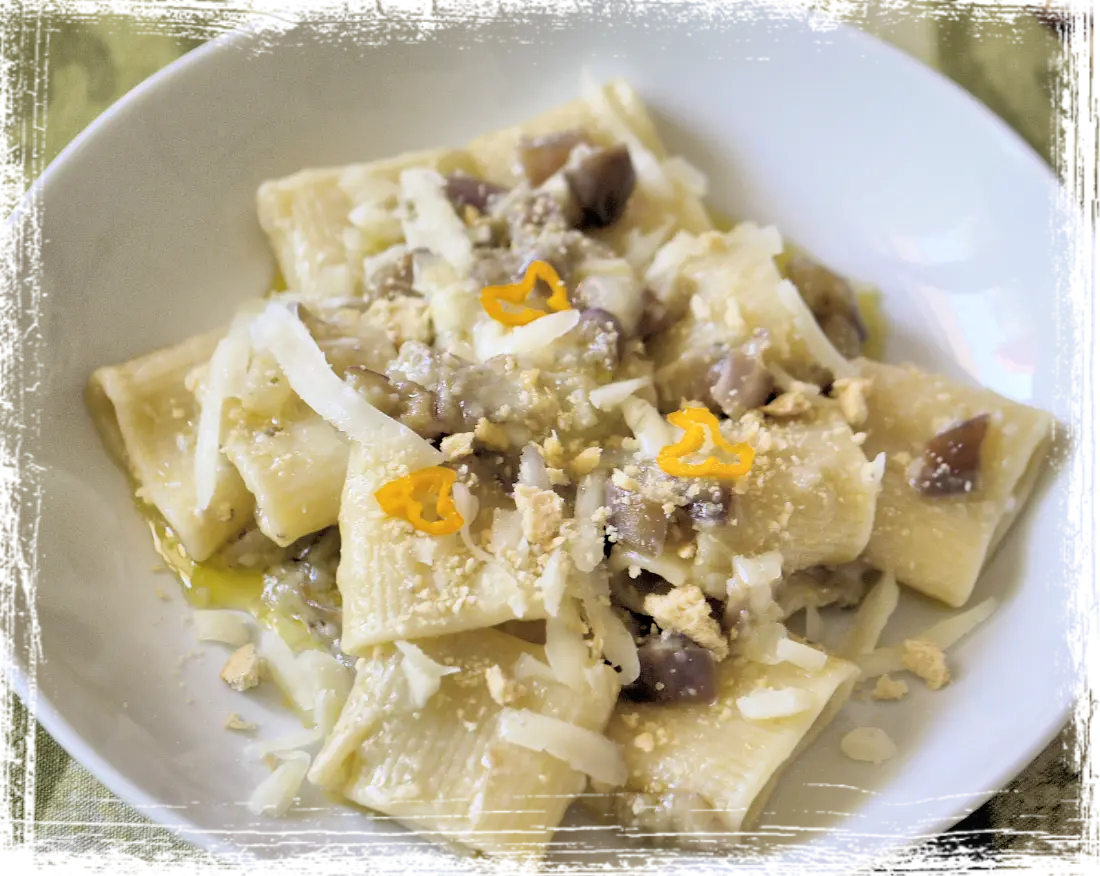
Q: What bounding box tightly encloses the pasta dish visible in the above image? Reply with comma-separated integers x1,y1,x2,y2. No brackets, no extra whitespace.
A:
86,78,1053,856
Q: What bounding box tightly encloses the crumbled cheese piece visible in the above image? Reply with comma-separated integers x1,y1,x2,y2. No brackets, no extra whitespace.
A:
366,297,431,346
475,417,511,451
901,638,951,689
220,643,261,692
633,732,655,752
569,447,603,478
485,664,521,705
224,713,257,732
676,541,697,560
643,585,729,659
540,433,566,468
832,377,872,427
441,431,476,461
547,467,570,486
611,469,640,492
872,674,910,701
514,484,565,549
762,389,813,418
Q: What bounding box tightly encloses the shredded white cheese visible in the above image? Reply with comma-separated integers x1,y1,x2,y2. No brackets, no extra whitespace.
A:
840,571,899,660
545,601,592,691
513,653,559,684
258,630,311,713
739,621,789,666
611,546,689,587
580,70,673,203
774,277,856,379
917,597,1000,650
313,688,343,737
451,482,496,566
736,687,814,720
258,630,352,719
581,580,641,685
662,155,709,198
536,549,569,618
474,308,581,360
395,640,460,709
858,597,998,680
570,472,607,574
840,727,897,764
249,302,440,469
620,397,674,458
193,609,253,647
774,637,828,673
193,318,253,511
589,376,653,411
498,707,627,786
243,728,324,761
247,750,311,817
622,220,674,273
399,168,472,273
730,552,784,590
574,266,644,335
862,451,887,488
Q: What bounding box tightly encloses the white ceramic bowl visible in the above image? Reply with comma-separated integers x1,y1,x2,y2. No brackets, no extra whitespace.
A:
12,9,1077,872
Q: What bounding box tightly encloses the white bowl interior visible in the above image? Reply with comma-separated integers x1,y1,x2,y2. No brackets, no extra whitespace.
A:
16,9,1077,871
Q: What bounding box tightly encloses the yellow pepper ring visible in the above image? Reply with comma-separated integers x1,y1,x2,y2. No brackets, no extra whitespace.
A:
374,466,465,536
480,259,571,327
657,407,755,480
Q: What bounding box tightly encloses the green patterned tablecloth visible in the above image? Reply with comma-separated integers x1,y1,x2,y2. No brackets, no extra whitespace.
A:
2,1,1100,876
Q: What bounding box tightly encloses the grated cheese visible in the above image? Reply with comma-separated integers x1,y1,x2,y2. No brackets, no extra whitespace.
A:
498,707,627,786
513,652,559,684
247,750,310,817
610,546,690,587
258,630,352,720
589,376,654,411
395,640,461,709
858,597,998,680
622,220,674,273
736,686,814,720
774,276,856,379
580,70,673,203
662,155,709,198
474,308,580,360
840,571,899,660
536,549,570,618
451,482,496,566
250,303,441,469
579,572,640,685
620,397,674,458
545,600,592,691
862,451,887,488
570,472,607,573
243,727,324,761
258,630,311,713
399,168,473,273
774,637,828,673
193,316,253,511
193,609,253,647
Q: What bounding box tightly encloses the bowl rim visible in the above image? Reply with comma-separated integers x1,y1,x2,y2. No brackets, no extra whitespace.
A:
8,8,1076,869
